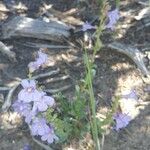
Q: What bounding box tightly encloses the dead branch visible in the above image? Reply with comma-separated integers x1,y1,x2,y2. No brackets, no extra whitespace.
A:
2,83,20,112
0,41,16,62
44,75,70,83
44,85,72,94
108,42,149,76
31,68,60,80
2,16,71,42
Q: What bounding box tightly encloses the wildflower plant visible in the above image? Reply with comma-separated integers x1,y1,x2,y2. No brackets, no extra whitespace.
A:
13,50,58,144
80,0,123,149
11,0,133,149
12,50,88,145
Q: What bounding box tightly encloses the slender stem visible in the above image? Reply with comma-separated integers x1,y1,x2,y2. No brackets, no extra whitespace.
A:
84,52,100,150
115,0,120,8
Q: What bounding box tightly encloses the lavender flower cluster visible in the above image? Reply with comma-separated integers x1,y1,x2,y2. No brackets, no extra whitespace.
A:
82,8,120,31
28,51,48,73
13,51,58,144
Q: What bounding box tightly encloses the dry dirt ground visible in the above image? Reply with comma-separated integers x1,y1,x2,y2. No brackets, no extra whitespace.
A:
0,0,150,150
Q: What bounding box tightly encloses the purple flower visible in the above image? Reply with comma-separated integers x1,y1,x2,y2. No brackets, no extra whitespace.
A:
113,112,132,131
122,89,138,101
37,51,48,65
33,91,55,112
12,100,31,117
28,51,48,72
18,79,39,103
30,118,50,136
41,127,58,144
23,144,31,150
106,8,120,30
82,21,96,32
25,110,37,124
28,62,40,73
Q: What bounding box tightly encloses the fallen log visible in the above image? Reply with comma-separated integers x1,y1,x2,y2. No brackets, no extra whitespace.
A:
2,16,71,42
108,42,149,76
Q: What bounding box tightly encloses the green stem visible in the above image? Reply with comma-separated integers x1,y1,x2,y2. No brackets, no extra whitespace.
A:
84,52,100,150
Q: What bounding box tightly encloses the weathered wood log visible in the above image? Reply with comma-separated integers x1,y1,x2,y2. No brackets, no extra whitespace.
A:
0,41,16,62
2,16,71,42
108,42,149,76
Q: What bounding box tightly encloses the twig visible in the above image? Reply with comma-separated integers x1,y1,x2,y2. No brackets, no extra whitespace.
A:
4,69,60,83
0,41,16,62
44,75,70,83
30,68,60,80
1,83,20,112
0,87,11,91
44,85,72,94
108,42,149,76
32,137,53,150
